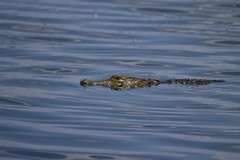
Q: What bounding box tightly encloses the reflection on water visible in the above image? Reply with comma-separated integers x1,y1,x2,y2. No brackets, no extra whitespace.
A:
36,66,78,74
2,150,150,160
0,0,240,160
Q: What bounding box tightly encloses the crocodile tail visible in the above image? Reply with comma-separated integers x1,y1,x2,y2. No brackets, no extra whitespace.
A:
166,79,225,85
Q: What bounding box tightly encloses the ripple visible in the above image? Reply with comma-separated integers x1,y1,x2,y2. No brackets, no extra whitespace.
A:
213,71,240,76
132,7,187,13
1,150,150,160
90,155,115,160
0,97,29,106
217,3,240,8
18,35,82,43
11,24,64,33
6,150,66,159
35,66,78,74
116,60,169,67
158,27,240,37
215,40,240,45
204,39,240,46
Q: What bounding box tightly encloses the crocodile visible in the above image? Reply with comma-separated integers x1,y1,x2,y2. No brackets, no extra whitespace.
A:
80,75,225,90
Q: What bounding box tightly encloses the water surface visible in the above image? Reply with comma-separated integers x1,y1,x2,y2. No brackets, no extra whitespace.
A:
0,0,240,160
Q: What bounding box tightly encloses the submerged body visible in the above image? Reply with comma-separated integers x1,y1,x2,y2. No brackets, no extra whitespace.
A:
80,75,225,90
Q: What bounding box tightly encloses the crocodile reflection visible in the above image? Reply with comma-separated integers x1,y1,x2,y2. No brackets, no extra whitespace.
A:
80,75,225,90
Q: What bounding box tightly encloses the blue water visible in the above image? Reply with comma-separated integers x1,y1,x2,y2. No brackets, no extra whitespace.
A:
1,0,240,159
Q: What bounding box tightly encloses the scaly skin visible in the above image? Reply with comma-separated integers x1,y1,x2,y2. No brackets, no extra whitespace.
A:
80,75,224,90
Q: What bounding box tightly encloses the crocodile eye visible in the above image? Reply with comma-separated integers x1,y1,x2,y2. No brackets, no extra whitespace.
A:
111,75,122,80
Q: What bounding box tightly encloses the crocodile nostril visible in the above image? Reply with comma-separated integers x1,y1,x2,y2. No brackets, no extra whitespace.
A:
80,79,90,86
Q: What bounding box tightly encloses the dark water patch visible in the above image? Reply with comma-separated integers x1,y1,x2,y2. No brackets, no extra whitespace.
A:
190,20,239,26
0,60,18,67
215,40,240,45
157,27,240,37
196,2,240,10
132,7,187,14
203,39,240,46
185,131,240,137
226,145,240,151
0,13,70,24
18,35,83,43
0,97,29,106
216,3,240,8
232,14,239,18
0,150,149,160
216,71,240,76
81,31,128,39
1,23,65,33
6,150,66,159
90,155,115,160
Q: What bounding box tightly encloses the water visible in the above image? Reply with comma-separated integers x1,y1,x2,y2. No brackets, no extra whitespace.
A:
1,0,240,159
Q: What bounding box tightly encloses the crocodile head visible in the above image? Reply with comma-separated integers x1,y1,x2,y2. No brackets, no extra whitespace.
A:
80,75,160,90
